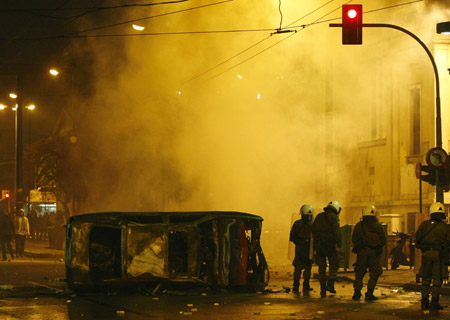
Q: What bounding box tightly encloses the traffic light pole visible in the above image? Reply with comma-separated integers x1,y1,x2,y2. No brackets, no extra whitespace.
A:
330,23,443,203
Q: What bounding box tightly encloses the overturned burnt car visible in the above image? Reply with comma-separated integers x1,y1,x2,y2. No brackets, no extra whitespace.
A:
65,211,269,291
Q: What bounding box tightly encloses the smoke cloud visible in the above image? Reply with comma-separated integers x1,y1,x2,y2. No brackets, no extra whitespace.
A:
67,0,450,263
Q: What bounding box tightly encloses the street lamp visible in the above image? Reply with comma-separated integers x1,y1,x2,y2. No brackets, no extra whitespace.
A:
0,93,36,212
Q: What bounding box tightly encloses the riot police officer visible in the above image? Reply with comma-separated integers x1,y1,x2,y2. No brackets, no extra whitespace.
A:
416,202,449,310
311,201,342,297
289,204,314,293
351,205,386,301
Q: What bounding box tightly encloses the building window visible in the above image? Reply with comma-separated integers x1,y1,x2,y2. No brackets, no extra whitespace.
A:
410,87,421,155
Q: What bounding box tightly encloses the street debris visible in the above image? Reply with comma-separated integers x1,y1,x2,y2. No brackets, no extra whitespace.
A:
0,285,13,290
116,310,125,317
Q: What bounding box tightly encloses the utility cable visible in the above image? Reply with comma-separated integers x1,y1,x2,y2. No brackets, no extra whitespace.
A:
0,1,190,20
5,0,424,41
289,0,423,30
278,0,283,30
182,36,271,85
204,0,347,82
183,0,336,84
59,0,234,37
285,0,334,28
191,0,423,82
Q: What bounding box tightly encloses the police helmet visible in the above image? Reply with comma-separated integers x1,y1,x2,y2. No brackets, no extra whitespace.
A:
324,201,342,214
430,202,445,215
300,204,314,221
362,205,377,217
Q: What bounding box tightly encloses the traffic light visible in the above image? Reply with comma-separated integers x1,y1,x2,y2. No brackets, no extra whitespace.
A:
441,164,450,192
421,165,436,185
420,164,450,190
342,4,363,45
2,190,10,200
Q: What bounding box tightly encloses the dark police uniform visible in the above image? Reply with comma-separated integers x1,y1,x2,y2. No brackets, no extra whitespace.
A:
289,218,312,292
311,209,341,296
352,216,386,300
416,210,449,310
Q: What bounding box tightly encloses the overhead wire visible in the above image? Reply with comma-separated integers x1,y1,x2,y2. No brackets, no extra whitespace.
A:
278,0,283,31
5,0,425,41
182,0,336,85
290,0,423,29
57,0,234,37
187,0,423,83
204,0,348,82
0,1,190,20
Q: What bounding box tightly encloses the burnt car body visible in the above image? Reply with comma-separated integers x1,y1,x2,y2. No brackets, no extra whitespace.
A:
65,211,269,291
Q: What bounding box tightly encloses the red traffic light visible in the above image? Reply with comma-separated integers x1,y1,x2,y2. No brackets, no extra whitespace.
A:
5,192,9,199
342,4,363,45
347,9,357,19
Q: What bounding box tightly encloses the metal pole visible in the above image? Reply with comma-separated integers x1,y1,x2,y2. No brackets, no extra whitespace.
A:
330,23,443,202
16,73,24,212
420,170,423,213
27,108,31,213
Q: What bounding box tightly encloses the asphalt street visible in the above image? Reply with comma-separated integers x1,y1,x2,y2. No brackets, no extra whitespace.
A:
0,240,448,319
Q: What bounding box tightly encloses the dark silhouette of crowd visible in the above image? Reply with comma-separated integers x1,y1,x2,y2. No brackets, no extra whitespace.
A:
0,208,67,261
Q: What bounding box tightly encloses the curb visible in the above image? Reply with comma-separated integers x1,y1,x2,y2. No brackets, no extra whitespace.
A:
24,251,64,259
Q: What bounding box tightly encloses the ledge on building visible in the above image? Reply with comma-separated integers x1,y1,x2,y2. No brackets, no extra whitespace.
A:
357,138,386,149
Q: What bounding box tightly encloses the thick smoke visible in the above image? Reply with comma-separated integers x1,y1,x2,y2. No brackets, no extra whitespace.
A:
69,0,450,263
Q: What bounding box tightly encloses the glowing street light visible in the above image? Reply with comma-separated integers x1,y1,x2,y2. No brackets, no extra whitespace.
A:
0,104,7,110
26,104,35,110
132,24,145,31
49,69,59,76
9,93,17,99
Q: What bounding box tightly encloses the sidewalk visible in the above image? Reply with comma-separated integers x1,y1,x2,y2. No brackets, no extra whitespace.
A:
23,238,64,260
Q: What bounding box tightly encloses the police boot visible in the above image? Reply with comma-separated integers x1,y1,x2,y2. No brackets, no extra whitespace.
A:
352,289,362,301
430,296,444,310
326,279,336,294
302,280,313,292
292,283,299,293
365,289,378,301
421,297,430,310
319,276,327,297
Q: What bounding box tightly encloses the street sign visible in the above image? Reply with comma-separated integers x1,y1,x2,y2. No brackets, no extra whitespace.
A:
415,163,422,179
426,147,448,168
